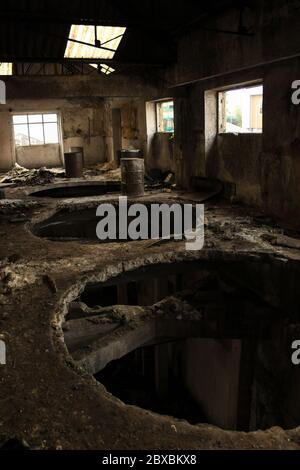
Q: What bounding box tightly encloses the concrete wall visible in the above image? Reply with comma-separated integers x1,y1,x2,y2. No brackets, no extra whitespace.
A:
147,133,174,173
146,101,175,174
250,324,300,431
0,110,14,170
0,99,111,170
184,338,242,430
0,73,165,171
167,0,300,227
16,144,62,169
120,99,148,156
0,96,152,171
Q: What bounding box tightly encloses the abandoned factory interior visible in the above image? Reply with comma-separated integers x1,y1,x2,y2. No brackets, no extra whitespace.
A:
2,0,300,454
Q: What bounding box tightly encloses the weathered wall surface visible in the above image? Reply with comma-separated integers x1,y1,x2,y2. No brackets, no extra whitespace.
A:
0,74,164,171
3,73,165,100
0,98,152,171
16,143,62,169
173,1,300,87
184,338,241,430
0,111,14,171
144,99,176,174
261,59,300,226
250,324,300,431
147,132,174,173
61,100,111,166
0,99,111,170
168,0,300,226
120,100,148,156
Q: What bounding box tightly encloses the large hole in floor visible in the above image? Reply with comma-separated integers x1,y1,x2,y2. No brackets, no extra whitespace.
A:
63,258,300,432
30,182,121,199
95,341,208,425
32,201,195,242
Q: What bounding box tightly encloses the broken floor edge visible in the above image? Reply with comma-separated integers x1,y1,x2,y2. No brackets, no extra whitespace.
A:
48,249,300,449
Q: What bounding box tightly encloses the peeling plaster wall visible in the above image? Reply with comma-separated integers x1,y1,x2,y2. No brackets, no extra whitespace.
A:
0,99,112,170
120,99,148,156
0,74,164,171
0,97,150,171
62,100,112,166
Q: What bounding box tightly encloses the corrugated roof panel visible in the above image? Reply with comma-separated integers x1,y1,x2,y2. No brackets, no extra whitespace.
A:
64,25,126,59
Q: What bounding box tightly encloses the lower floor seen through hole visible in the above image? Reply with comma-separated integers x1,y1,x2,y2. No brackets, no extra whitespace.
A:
65,257,300,432
95,341,208,425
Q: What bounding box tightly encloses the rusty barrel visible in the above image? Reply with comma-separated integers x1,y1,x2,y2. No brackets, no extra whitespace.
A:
121,158,144,197
64,151,83,178
117,149,142,165
70,146,84,166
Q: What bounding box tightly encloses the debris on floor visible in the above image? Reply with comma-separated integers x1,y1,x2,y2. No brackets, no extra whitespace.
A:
0,163,65,186
145,169,176,190
83,162,121,180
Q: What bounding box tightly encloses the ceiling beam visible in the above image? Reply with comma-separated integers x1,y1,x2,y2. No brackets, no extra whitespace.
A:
0,11,163,31
0,58,168,67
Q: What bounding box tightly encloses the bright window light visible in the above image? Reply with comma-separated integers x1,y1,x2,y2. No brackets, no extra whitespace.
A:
0,63,12,75
13,113,60,147
156,100,174,133
89,63,115,75
219,84,263,134
64,25,126,59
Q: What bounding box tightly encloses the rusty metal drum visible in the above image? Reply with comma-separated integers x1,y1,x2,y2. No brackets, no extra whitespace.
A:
64,152,83,178
121,158,144,197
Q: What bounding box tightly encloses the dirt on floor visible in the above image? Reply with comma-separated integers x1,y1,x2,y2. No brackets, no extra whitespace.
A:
1,185,300,450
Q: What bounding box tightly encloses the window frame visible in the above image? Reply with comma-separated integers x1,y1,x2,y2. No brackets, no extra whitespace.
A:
12,112,61,147
155,99,174,133
218,82,263,135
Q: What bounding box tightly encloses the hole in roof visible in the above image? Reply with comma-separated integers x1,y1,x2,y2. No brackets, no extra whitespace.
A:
64,25,126,60
89,63,115,75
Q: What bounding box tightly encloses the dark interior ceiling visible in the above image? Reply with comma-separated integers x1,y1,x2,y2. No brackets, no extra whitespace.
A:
0,0,246,69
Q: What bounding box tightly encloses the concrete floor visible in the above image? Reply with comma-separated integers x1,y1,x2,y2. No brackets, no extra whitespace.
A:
1,181,300,449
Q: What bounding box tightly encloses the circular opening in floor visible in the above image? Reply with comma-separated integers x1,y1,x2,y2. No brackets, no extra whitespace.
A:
30,182,121,199
63,256,300,431
31,201,196,242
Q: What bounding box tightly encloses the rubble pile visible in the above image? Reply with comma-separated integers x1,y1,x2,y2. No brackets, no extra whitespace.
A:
0,163,65,186
83,162,121,180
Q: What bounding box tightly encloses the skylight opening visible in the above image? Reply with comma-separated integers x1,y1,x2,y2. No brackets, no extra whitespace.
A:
0,63,12,75
64,25,126,59
89,63,116,75
101,64,115,75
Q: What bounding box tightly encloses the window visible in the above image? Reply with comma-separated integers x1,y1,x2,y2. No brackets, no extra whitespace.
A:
156,100,174,133
0,63,12,75
218,84,263,134
13,113,60,146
